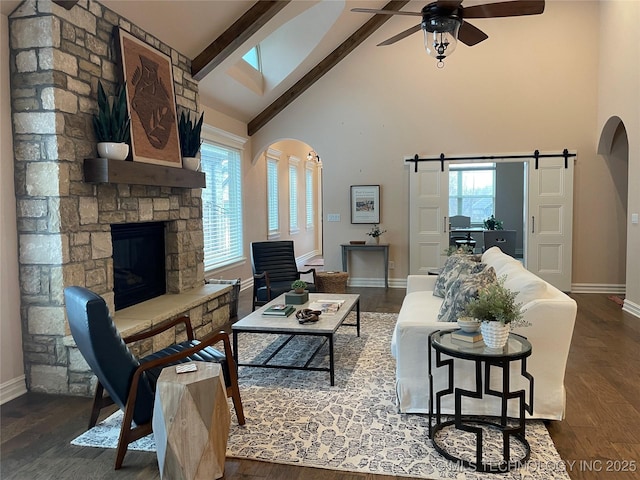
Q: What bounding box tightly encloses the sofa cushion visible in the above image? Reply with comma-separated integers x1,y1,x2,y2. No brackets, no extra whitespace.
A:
433,254,480,298
482,246,523,276
437,265,497,323
500,264,552,307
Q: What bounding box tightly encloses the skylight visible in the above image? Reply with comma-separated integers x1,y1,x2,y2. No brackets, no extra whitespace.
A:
242,46,261,72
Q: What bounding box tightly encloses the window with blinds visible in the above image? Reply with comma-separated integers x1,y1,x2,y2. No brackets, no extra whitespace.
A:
449,163,496,225
305,167,314,229
289,163,298,234
201,142,243,271
267,158,279,236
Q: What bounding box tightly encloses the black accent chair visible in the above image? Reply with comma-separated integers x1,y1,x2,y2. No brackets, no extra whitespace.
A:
250,241,317,311
64,286,245,470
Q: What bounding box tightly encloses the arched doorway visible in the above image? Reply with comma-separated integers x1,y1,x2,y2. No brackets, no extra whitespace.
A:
597,116,629,293
256,138,324,264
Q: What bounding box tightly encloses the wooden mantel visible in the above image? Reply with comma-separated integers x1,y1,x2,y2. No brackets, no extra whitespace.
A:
84,158,205,188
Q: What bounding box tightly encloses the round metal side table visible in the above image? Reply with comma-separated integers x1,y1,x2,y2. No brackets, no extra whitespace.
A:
428,329,534,473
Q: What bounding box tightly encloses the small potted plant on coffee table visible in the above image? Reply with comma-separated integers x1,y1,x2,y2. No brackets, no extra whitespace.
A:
291,280,307,294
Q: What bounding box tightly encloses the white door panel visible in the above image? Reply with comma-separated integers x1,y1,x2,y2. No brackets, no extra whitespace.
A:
528,156,574,291
409,161,449,274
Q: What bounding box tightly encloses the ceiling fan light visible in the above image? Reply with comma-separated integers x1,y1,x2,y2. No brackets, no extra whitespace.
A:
422,16,461,67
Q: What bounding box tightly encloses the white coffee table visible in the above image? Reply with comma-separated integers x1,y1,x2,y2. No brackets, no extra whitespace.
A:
232,293,360,386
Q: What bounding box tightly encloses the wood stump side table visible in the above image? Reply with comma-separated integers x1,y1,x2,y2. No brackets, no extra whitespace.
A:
152,362,231,480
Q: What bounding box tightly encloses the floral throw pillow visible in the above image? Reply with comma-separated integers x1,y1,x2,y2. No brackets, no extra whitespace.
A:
433,254,479,298
437,265,497,323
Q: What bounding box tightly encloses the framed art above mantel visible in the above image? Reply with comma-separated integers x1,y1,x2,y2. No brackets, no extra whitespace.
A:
350,185,381,224
115,27,182,168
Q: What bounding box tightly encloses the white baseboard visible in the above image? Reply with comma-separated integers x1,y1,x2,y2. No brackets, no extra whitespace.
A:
623,299,640,319
1,375,27,405
346,277,406,289
570,283,626,294
297,250,321,268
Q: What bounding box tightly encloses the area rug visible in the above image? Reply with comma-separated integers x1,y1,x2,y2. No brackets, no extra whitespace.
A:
71,312,570,479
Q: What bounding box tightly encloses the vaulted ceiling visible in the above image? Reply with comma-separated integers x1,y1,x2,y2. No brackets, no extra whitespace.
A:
2,1,526,134
99,0,400,133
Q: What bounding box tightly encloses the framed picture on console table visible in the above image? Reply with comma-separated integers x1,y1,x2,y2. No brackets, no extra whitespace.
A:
115,27,182,168
350,185,380,224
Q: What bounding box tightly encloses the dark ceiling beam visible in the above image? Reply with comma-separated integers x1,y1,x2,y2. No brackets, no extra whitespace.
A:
191,1,291,81
52,1,79,9
248,0,410,137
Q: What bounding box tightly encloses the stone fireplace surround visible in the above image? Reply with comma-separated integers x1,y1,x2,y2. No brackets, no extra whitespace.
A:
9,0,233,396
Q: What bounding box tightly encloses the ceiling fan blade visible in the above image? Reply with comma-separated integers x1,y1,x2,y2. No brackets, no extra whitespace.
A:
458,21,489,46
463,0,545,19
350,8,422,17
377,24,422,46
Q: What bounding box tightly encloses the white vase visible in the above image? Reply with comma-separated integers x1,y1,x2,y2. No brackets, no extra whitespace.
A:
97,142,129,160
480,321,510,349
183,156,200,171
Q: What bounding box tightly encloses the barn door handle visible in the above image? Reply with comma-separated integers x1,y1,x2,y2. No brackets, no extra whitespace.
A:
444,216,448,233
531,216,535,234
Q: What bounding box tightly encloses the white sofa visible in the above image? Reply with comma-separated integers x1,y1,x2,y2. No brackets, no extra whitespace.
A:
391,247,577,420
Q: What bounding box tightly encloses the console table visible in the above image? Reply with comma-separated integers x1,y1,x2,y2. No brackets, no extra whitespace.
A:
340,243,389,289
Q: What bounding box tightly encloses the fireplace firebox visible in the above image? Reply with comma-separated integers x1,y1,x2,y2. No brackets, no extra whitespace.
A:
111,222,166,310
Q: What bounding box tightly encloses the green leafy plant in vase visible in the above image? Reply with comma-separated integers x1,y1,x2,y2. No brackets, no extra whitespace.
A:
178,110,204,170
463,276,528,348
483,214,504,230
291,280,307,294
93,80,131,160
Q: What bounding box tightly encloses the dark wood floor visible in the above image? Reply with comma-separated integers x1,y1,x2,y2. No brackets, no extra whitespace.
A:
2,288,639,479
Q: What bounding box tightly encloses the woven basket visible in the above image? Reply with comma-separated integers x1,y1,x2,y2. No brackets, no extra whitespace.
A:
316,271,349,293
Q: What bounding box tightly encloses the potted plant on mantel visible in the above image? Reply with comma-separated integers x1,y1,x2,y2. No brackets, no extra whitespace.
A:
93,80,131,160
462,277,528,349
178,110,204,171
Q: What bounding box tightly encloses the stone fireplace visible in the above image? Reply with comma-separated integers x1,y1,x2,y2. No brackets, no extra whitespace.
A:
9,0,233,396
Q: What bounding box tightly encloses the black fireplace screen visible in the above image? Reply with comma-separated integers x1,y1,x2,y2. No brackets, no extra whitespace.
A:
111,222,166,310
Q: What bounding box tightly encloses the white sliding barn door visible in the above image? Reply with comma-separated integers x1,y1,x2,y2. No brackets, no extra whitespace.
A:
409,161,449,274
527,155,574,291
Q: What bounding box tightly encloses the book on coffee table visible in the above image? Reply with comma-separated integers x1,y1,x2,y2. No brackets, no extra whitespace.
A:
451,329,482,343
308,299,345,315
262,304,296,317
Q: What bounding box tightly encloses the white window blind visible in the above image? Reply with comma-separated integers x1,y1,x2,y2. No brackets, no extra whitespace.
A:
201,142,243,270
267,158,279,234
289,164,298,233
305,167,314,228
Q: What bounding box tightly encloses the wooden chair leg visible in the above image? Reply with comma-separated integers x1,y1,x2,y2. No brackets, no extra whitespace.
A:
88,382,115,429
114,404,153,470
227,384,245,425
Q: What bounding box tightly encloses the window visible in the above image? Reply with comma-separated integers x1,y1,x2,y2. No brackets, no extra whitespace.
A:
289,158,299,234
305,165,314,229
242,46,261,71
266,155,279,237
201,141,243,271
449,163,496,224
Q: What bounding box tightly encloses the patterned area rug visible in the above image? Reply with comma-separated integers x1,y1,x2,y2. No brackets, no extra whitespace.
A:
71,312,570,479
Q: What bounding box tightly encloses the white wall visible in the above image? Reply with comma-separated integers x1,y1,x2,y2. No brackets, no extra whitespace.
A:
250,1,605,287
1,13,26,403
597,0,640,314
